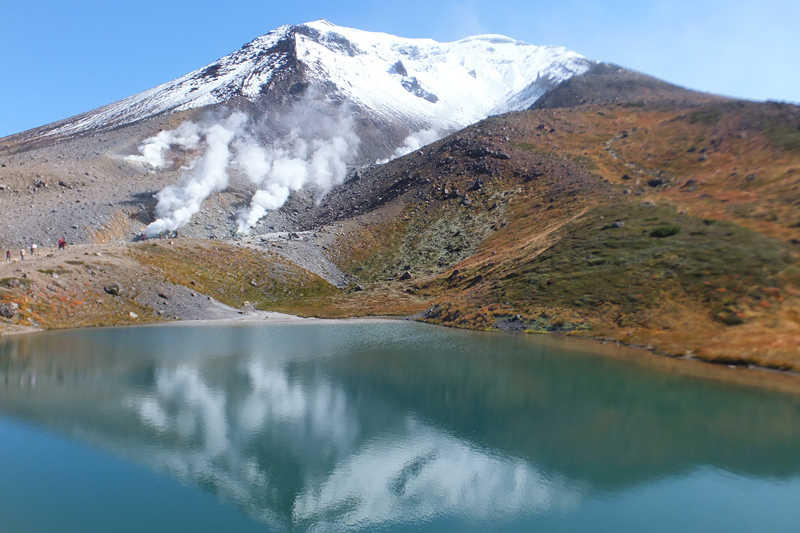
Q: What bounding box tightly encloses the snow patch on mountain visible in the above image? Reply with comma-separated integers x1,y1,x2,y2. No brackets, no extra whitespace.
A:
42,20,593,139
295,20,592,131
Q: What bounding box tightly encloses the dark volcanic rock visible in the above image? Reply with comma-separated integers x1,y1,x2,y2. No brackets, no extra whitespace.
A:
530,63,724,109
392,60,408,77
104,282,122,296
0,302,19,318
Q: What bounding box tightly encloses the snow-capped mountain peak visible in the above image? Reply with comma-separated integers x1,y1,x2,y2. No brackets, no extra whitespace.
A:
41,20,594,138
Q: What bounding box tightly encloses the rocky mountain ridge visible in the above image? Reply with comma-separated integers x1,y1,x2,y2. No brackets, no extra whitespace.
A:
1,20,593,150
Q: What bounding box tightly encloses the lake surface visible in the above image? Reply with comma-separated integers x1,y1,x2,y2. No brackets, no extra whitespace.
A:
1,321,800,532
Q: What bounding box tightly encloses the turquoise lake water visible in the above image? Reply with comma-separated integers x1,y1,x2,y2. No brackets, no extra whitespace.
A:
1,321,799,532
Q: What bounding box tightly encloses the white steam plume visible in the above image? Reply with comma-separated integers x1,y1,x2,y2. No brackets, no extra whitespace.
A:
235,110,359,233
376,128,441,164
126,122,202,168
144,112,246,236
129,98,361,237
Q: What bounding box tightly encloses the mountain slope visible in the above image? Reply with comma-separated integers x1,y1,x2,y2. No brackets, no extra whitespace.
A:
530,63,725,109
2,20,593,147
0,20,595,248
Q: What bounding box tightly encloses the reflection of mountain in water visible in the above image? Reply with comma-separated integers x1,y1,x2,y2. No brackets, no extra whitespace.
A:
2,322,800,530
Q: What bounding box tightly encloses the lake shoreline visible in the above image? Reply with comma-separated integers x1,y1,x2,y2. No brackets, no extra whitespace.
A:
4,310,800,395
3,241,799,392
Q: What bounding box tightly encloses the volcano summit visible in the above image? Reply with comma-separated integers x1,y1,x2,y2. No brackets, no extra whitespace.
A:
13,19,594,143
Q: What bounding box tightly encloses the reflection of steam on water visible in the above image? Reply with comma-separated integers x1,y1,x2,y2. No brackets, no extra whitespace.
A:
123,357,581,529
376,128,441,164
127,100,359,237
296,422,581,531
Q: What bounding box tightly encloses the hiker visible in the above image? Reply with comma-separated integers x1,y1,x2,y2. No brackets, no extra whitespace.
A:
30,243,37,256
5,250,10,262
20,249,25,261
57,238,66,251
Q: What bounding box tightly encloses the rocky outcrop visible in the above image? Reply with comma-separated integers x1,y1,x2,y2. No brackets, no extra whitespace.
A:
0,302,19,318
104,282,122,296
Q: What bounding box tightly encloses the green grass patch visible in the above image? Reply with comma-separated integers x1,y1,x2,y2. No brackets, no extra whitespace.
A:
487,202,800,324
36,268,69,276
650,225,681,238
763,117,800,152
1,277,31,289
689,108,723,126
131,243,339,310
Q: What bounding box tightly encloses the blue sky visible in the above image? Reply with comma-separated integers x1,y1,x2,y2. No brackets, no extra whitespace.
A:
1,0,797,138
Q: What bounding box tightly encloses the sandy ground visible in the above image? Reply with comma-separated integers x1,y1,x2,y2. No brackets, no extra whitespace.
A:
0,241,312,335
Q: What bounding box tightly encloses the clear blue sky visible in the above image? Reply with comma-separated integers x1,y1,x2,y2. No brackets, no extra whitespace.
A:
1,0,797,138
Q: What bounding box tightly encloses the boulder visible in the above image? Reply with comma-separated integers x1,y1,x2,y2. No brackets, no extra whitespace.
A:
746,173,757,182
0,302,19,318
465,146,491,158
611,221,625,228
647,178,664,187
468,274,484,286
399,271,412,280
104,282,122,296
